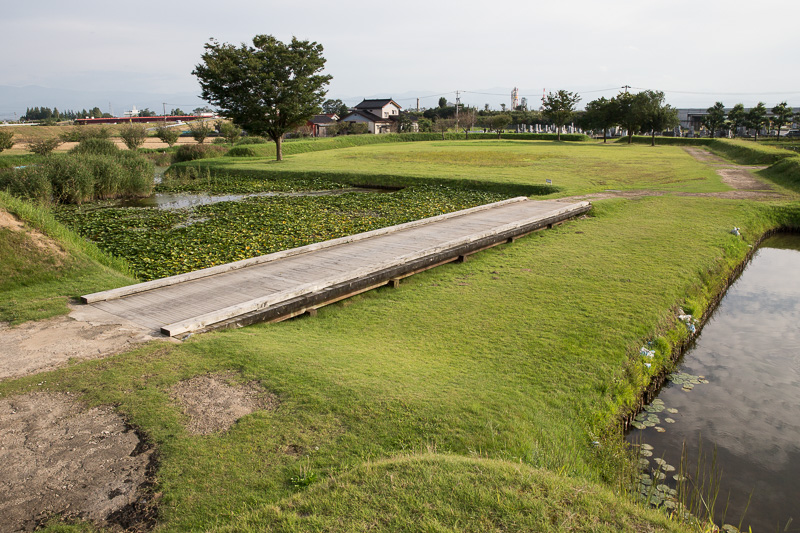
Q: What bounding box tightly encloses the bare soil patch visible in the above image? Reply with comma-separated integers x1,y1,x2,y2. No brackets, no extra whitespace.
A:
170,371,278,435
0,392,156,532
0,304,173,382
0,210,67,260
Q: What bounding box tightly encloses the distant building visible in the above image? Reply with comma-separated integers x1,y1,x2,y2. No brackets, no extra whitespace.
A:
678,107,800,137
307,114,339,137
339,99,407,134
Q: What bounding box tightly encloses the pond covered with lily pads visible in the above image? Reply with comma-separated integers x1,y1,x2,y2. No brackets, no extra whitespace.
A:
627,234,800,531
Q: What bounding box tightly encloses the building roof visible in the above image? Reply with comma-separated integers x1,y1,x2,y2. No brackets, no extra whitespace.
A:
354,99,402,111
340,109,394,123
309,114,338,124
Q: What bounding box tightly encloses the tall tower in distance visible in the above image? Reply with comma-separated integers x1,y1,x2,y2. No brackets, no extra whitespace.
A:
511,87,520,110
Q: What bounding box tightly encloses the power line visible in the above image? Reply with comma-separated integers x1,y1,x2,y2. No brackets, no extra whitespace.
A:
631,86,800,96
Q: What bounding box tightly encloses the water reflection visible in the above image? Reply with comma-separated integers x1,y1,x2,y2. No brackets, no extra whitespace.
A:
117,187,396,210
628,234,800,531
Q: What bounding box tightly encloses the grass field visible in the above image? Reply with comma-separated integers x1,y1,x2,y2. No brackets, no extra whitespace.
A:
2,138,800,531
179,140,732,196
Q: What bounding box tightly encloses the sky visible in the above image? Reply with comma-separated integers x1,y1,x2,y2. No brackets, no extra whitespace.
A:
2,0,799,116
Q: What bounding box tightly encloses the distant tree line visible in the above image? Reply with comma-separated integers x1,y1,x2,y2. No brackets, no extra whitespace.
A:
22,106,112,121
700,101,794,140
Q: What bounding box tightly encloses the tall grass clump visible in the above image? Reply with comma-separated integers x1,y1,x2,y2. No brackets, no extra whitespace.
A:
70,137,119,157
1,146,153,204
174,144,227,162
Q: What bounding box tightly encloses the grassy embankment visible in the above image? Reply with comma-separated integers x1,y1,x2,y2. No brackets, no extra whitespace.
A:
0,191,135,323
2,138,800,531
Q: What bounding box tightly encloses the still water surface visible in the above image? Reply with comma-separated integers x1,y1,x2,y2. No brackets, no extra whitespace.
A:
628,234,800,531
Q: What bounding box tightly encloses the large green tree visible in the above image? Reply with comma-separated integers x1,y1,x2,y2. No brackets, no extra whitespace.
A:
193,35,332,161
727,103,746,138
702,102,726,138
582,97,620,143
636,90,678,146
615,92,644,144
541,90,581,140
746,102,769,141
771,102,794,139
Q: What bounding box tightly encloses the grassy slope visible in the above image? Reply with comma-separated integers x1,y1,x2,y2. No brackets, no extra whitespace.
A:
3,140,800,531
0,191,135,323
178,140,730,197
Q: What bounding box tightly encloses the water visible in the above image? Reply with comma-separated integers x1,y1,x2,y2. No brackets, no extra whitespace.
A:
628,234,800,531
117,187,395,209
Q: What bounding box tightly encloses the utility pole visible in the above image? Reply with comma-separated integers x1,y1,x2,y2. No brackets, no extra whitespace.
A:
455,90,460,131
622,85,631,93
163,102,167,122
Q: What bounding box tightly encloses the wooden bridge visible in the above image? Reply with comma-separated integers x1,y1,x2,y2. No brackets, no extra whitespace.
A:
82,197,591,337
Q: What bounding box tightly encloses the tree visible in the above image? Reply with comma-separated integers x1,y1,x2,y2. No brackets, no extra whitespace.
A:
193,35,331,161
170,108,187,116
487,114,511,139
155,124,180,147
746,102,768,141
322,99,349,117
438,97,448,108
433,118,456,139
727,103,746,138
583,97,620,143
458,107,477,138
541,90,581,141
138,108,157,118
0,130,14,152
702,102,726,139
417,117,433,132
119,124,148,150
771,102,794,139
188,120,213,144
639,92,679,146
615,91,652,144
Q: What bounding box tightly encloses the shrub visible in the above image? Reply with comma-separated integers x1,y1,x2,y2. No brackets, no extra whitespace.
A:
235,136,269,145
119,124,148,150
70,137,119,156
0,130,14,152
218,121,241,144
155,124,180,147
174,144,227,162
189,121,213,144
84,154,126,199
59,126,111,143
225,146,259,157
28,137,62,155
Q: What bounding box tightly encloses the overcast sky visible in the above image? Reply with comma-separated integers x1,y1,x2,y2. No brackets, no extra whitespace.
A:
3,0,799,112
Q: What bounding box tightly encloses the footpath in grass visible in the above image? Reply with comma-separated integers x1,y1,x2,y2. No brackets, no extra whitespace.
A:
3,193,793,531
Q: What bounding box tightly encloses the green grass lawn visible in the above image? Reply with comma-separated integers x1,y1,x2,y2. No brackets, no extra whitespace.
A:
3,140,800,531
184,140,731,197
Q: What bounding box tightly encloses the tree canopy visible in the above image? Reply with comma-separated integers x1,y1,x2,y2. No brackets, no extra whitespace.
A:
771,102,794,139
582,97,620,143
727,103,746,138
193,35,331,161
702,102,726,139
541,90,581,140
746,102,768,141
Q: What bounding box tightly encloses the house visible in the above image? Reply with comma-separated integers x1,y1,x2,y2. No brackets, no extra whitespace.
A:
307,114,339,137
339,98,413,134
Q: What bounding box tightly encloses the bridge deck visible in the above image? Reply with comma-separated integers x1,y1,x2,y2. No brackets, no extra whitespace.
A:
83,198,590,337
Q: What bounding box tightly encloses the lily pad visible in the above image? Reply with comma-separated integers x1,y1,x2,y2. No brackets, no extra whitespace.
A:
640,474,653,484
631,421,646,430
662,464,676,472
673,474,687,482
641,443,654,451
664,417,676,424
655,426,666,433
682,383,694,390
653,457,666,466
640,449,653,457
666,408,678,414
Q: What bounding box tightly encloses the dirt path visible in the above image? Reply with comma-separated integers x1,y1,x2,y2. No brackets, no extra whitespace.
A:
0,305,172,382
561,147,785,202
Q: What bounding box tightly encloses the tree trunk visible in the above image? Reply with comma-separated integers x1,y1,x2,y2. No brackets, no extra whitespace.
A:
777,126,782,140
603,128,607,143
557,125,561,141
651,130,655,146
274,135,283,161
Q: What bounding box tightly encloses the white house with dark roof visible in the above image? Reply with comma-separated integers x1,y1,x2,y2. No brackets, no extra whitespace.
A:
339,98,405,134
